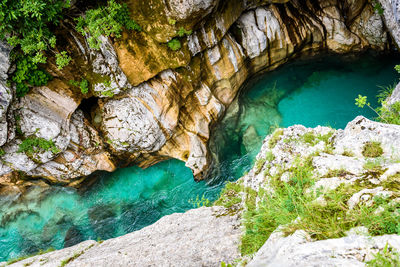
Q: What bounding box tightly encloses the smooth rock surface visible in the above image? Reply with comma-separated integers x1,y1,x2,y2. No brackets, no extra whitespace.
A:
7,207,240,267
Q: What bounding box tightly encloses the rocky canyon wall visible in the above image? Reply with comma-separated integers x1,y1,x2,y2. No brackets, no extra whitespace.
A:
0,0,393,191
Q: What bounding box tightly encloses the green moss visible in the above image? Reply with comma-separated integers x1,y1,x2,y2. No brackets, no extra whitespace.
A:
268,129,284,148
342,150,355,157
362,142,384,158
302,132,317,145
59,244,95,267
324,169,351,178
265,151,275,162
254,158,266,174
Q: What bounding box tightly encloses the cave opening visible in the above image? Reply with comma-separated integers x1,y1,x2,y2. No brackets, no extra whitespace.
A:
78,96,99,123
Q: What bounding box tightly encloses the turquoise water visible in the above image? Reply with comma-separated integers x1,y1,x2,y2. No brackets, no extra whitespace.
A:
1,52,399,261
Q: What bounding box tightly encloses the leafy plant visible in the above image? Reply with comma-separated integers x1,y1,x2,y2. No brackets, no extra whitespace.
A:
12,56,51,97
0,0,70,60
367,243,400,267
167,38,181,51
17,136,60,154
0,0,72,95
372,1,384,15
189,195,211,208
355,94,395,124
101,88,115,97
355,94,367,108
55,51,72,70
76,0,141,49
168,18,176,25
70,79,89,94
177,27,192,37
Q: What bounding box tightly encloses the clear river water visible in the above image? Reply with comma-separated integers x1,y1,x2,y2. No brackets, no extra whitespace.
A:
1,52,399,261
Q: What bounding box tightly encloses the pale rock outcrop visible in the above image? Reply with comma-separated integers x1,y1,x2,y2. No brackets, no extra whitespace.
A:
241,116,400,266
0,83,114,183
5,207,240,267
248,231,400,267
27,110,115,183
90,36,129,98
333,116,400,159
387,82,400,105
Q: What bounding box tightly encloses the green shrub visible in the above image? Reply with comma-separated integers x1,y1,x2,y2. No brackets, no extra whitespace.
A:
70,79,89,94
0,0,69,60
177,27,192,37
189,195,211,208
167,38,181,51
12,56,51,97
376,102,400,125
362,141,384,158
1,0,70,94
76,0,141,50
268,128,284,148
168,18,176,25
17,136,60,154
356,82,400,125
55,51,71,70
372,1,384,15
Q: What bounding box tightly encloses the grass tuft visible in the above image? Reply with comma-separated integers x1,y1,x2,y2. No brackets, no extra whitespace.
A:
362,141,384,158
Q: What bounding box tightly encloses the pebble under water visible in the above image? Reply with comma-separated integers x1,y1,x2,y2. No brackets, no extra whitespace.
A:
1,52,399,261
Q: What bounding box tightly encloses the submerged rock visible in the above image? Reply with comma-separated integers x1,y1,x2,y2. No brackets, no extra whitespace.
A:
64,226,85,248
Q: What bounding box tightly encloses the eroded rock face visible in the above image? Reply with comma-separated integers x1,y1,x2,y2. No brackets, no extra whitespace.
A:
0,0,395,186
379,0,400,47
0,42,12,147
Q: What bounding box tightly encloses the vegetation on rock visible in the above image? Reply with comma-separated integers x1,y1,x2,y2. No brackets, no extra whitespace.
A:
0,0,72,96
70,79,89,94
17,136,60,155
76,0,141,50
215,126,400,259
362,141,384,158
167,38,181,51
